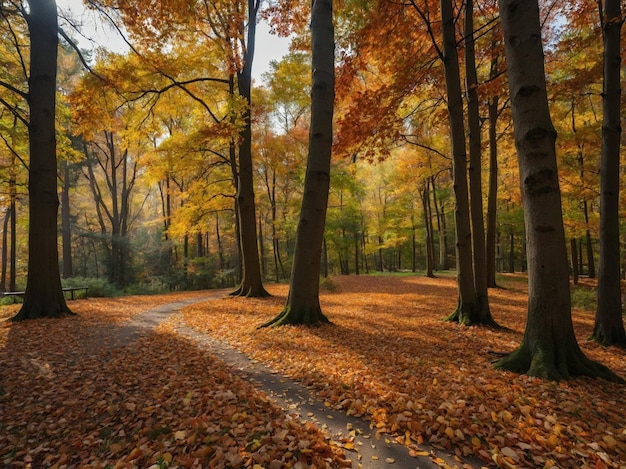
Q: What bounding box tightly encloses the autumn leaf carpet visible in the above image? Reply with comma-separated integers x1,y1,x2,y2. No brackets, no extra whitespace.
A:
2,275,625,468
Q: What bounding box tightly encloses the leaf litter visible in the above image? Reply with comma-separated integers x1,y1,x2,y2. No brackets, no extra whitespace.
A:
0,291,350,468
180,275,626,469
2,276,624,468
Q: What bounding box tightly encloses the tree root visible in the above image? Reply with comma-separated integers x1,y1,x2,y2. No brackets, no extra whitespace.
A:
259,305,331,328
494,342,625,383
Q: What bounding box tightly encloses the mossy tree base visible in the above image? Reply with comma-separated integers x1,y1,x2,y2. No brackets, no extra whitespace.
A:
259,305,331,328
494,341,624,383
591,326,626,349
445,297,500,328
230,284,271,298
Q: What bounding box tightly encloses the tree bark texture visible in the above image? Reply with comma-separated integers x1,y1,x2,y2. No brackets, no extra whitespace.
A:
594,0,626,347
494,0,622,381
440,0,478,324
486,97,499,288
13,0,73,320
61,161,73,278
464,0,497,326
232,0,269,298
260,0,334,327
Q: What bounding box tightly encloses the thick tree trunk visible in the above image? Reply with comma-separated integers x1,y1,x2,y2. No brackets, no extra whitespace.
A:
486,97,499,288
232,0,269,298
593,0,626,347
440,0,478,324
261,0,334,327
494,0,621,381
464,0,497,326
13,0,72,320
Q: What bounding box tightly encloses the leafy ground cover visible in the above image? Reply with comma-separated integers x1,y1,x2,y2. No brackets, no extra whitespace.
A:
181,274,626,469
0,292,349,468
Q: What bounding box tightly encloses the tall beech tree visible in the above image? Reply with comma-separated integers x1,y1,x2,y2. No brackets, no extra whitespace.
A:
494,0,621,381
593,0,626,347
463,0,497,326
261,0,334,327
12,0,72,320
437,0,478,325
230,0,270,297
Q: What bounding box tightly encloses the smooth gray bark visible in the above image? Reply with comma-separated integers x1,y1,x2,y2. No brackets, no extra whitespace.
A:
494,0,621,381
594,0,626,347
261,0,334,327
13,0,73,320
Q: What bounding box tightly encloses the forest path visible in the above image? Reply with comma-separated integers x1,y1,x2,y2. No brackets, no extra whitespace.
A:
107,291,479,469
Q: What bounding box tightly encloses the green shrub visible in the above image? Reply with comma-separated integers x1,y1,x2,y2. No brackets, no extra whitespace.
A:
571,286,597,311
62,277,119,298
320,276,340,293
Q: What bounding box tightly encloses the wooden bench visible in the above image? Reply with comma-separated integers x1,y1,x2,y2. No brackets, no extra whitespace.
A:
2,287,89,302
62,286,89,300
3,291,25,303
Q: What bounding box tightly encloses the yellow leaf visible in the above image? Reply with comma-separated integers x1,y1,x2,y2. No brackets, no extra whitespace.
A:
444,427,455,439
547,434,558,449
174,430,186,441
109,443,123,454
602,435,617,448
385,458,395,463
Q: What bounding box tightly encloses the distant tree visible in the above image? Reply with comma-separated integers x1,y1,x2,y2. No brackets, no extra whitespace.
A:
493,0,622,381
593,0,626,347
12,0,72,320
260,0,334,327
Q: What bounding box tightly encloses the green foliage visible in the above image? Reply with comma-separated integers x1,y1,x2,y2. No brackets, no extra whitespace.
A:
571,285,597,311
319,276,340,292
62,277,119,298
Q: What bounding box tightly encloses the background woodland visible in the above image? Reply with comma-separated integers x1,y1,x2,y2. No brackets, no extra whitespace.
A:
0,0,622,294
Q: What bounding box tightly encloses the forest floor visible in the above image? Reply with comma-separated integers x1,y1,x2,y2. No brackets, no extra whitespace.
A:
0,274,625,469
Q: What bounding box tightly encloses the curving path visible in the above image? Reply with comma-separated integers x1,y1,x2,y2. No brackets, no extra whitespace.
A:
109,292,486,469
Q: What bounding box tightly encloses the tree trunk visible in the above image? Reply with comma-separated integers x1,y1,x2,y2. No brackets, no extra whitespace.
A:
231,0,269,298
571,238,579,286
583,202,595,278
593,0,626,347
9,169,16,292
440,0,478,324
1,207,10,291
494,0,621,381
486,96,499,288
421,185,435,278
13,0,72,320
260,0,334,327
61,161,73,278
464,0,497,326
439,202,449,270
